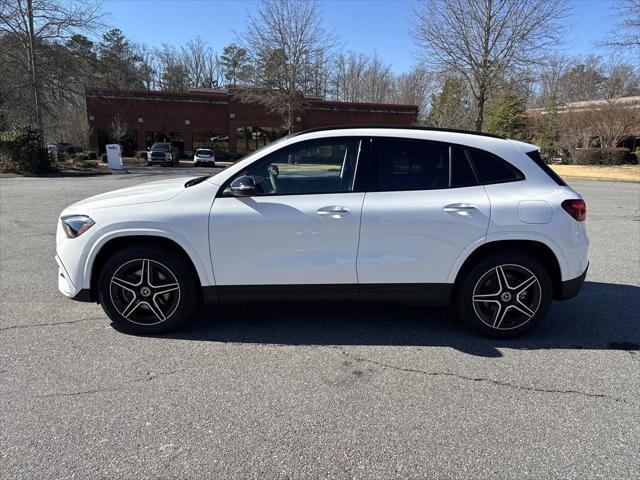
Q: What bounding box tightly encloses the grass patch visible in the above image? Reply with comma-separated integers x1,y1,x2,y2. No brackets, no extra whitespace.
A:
551,165,640,183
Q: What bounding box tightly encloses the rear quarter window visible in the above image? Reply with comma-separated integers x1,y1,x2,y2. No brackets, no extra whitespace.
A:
525,150,568,186
466,147,524,184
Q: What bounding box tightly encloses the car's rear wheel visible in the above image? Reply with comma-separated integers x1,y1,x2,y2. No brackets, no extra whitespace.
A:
456,253,552,338
97,246,197,334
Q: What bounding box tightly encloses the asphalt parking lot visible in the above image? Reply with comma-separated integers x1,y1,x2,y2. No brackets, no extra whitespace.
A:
1,168,638,479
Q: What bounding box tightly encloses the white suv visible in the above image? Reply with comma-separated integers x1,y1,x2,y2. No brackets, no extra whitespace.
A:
56,127,589,337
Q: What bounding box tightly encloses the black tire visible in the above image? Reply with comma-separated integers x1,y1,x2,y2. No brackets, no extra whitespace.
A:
97,245,198,334
456,252,553,338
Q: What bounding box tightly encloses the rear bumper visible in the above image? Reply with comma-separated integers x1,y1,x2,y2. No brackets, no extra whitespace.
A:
556,263,588,301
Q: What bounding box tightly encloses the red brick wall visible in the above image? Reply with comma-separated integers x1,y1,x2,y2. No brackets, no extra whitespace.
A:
86,90,419,154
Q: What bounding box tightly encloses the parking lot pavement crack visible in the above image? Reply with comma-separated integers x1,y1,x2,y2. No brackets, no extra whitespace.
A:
345,353,628,404
35,369,187,398
0,317,103,332
36,385,126,398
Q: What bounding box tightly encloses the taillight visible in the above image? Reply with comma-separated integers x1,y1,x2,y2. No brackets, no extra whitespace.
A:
561,199,587,221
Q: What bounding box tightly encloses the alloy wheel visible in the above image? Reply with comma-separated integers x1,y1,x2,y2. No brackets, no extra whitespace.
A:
109,258,181,325
472,264,542,330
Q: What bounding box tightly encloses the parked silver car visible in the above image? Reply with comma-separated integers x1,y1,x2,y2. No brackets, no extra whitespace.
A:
193,148,216,167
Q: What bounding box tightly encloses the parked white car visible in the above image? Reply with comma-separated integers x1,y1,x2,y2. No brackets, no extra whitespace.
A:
193,148,216,167
56,127,589,337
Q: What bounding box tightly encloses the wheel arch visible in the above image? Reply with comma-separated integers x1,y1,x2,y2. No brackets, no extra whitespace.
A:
452,239,563,300
86,231,209,301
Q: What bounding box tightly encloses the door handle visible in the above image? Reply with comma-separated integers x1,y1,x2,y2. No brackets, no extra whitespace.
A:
317,206,350,217
443,203,477,213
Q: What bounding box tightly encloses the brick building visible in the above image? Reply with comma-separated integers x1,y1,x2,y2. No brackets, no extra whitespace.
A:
86,89,419,157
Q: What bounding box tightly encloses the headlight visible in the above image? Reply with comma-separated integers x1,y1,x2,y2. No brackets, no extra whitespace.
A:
167,153,172,159
61,215,94,238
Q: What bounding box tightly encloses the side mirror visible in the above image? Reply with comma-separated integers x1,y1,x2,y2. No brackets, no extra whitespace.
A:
229,175,258,196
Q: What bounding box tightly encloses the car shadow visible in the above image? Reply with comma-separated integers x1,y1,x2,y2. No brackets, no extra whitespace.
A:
160,281,639,358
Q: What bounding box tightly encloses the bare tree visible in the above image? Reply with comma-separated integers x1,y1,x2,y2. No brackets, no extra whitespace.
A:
360,54,394,103
412,0,568,131
599,0,640,52
331,52,398,103
589,98,640,149
393,66,434,118
182,37,221,88
332,51,369,102
156,44,189,91
110,114,128,145
0,0,102,142
236,0,336,132
136,43,159,90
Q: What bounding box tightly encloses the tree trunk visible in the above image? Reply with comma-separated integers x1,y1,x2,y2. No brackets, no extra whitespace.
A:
27,0,44,144
287,98,294,134
475,88,486,132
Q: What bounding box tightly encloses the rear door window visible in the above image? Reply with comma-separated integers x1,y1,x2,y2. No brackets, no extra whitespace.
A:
451,146,478,188
375,138,449,191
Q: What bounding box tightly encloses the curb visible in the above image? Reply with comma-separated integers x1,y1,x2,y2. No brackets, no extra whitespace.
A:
562,176,640,184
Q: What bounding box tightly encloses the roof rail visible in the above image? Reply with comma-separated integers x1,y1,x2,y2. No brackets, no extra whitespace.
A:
296,125,505,140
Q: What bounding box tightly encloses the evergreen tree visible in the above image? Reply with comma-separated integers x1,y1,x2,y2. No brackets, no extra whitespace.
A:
97,29,145,89
426,76,473,129
484,91,526,138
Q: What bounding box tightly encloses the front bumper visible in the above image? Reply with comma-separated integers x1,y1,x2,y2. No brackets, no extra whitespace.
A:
556,263,588,301
56,255,94,302
55,254,80,298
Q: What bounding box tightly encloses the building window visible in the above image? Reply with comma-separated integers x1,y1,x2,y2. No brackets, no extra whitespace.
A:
138,117,143,124
185,120,191,125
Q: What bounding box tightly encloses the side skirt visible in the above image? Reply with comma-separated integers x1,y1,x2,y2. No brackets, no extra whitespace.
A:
202,284,452,306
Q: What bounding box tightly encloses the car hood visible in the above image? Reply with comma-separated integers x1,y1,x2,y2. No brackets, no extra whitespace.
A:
64,176,192,212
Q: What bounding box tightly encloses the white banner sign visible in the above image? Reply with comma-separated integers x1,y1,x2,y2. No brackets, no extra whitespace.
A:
106,144,123,170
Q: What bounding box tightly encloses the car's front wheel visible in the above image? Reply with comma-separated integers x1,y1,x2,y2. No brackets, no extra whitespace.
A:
97,245,197,334
456,253,552,338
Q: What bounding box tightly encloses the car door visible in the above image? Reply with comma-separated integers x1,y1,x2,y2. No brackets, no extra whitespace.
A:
357,138,491,299
209,137,366,300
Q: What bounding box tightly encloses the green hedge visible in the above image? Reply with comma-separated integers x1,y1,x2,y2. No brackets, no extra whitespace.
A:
573,148,634,165
0,126,53,174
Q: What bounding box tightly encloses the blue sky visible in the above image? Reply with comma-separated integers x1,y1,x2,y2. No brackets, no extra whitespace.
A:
102,0,629,73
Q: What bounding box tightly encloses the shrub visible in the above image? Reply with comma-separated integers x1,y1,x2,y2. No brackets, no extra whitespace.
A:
74,160,99,169
87,151,97,160
0,126,52,174
64,145,80,155
100,153,107,163
73,153,88,162
573,148,633,165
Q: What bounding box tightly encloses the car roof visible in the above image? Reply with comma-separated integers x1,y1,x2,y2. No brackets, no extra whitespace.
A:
297,125,505,140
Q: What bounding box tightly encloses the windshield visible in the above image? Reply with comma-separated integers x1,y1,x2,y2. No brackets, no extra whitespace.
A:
151,143,171,151
196,149,213,156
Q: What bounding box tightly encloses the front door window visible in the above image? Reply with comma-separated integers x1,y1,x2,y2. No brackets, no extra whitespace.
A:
225,138,362,196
